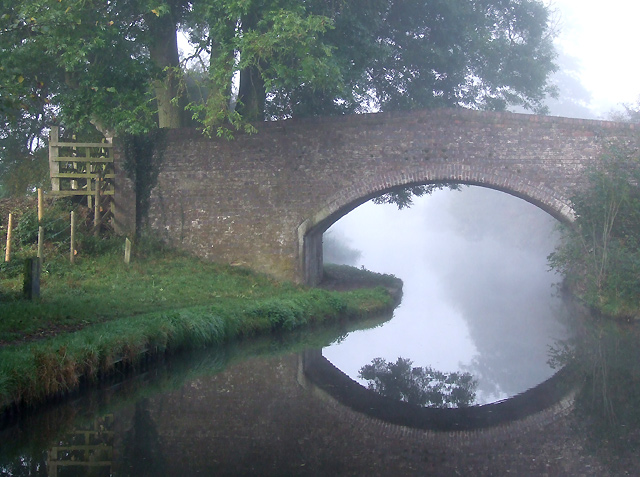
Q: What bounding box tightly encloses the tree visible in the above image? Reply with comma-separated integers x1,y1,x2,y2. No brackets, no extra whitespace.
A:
609,96,640,124
359,357,477,408
0,0,181,134
548,143,640,318
2,0,557,134
372,184,461,209
1,0,557,195
366,0,557,114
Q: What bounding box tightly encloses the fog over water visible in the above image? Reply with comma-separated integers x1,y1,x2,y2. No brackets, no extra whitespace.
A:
322,186,572,404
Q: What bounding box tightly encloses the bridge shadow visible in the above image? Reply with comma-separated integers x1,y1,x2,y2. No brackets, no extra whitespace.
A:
301,349,580,432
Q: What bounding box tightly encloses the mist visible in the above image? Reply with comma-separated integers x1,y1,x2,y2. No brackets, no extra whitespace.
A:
322,186,572,404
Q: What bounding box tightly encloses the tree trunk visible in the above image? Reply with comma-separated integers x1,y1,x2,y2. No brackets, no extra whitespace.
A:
237,64,266,122
236,9,266,122
147,9,186,128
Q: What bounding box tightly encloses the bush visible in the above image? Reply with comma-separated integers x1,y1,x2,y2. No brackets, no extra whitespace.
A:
549,143,640,318
15,199,75,246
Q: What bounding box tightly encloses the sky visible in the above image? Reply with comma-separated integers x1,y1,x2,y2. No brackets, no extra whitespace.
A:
551,0,640,117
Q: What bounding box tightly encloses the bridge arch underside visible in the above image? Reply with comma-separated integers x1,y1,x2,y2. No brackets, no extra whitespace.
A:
300,165,573,286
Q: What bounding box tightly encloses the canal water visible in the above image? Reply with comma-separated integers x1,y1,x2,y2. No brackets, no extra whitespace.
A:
2,187,640,475
323,186,571,405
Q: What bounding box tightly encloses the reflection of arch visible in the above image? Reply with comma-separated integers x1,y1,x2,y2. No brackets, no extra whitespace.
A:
301,349,578,433
299,165,574,285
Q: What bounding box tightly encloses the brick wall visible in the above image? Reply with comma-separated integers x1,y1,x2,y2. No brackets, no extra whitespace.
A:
113,108,639,283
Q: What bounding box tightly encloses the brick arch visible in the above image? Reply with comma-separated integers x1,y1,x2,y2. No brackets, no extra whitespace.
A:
298,164,574,285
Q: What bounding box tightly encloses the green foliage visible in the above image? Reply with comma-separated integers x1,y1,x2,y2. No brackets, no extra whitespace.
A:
372,183,462,209
0,145,49,198
1,0,557,135
247,298,305,331
550,318,640,467
16,205,70,246
322,263,400,290
548,143,640,318
359,357,477,408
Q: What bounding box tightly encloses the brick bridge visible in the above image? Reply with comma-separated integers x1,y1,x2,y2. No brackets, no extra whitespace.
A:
113,108,638,284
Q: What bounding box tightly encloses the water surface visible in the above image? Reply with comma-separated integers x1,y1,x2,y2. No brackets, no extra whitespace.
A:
323,186,571,403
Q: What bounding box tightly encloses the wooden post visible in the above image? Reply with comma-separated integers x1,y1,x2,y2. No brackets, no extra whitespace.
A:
37,188,44,262
23,257,41,300
70,211,76,264
94,176,101,237
4,213,12,262
37,226,44,262
87,147,93,209
87,172,93,209
71,134,78,192
37,188,43,222
124,237,132,265
49,127,60,192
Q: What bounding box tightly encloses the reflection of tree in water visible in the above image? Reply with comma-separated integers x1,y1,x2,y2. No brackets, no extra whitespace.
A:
323,231,362,266
359,357,477,408
551,318,640,468
121,399,166,476
435,187,570,399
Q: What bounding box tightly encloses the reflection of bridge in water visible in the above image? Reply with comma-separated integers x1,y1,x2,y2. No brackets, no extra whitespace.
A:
2,344,588,474
300,349,579,435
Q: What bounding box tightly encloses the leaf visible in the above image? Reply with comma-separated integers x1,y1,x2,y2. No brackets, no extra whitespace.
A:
17,76,24,84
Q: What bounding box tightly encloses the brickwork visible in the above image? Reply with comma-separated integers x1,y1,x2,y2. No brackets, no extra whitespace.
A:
113,108,639,283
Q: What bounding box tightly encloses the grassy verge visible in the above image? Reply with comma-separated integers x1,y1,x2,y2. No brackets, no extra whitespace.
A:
0,311,396,463
0,240,400,413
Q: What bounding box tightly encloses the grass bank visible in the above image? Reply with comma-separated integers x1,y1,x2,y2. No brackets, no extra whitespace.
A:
0,238,400,414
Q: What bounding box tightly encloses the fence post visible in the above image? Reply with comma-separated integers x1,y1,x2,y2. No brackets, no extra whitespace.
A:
37,226,44,263
49,127,60,192
94,174,102,237
23,257,41,300
124,237,132,265
87,147,93,209
70,211,76,264
38,188,43,222
37,188,44,263
4,213,12,262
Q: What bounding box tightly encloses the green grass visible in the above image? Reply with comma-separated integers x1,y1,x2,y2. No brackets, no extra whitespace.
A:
1,244,291,341
0,238,399,411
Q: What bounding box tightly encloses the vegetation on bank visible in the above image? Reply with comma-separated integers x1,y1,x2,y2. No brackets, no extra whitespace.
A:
0,202,399,412
549,142,640,320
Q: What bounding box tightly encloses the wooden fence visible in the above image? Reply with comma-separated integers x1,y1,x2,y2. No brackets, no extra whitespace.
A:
48,126,114,232
46,414,114,476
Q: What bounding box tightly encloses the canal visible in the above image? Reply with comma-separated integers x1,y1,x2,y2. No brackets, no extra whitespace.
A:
1,187,640,475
